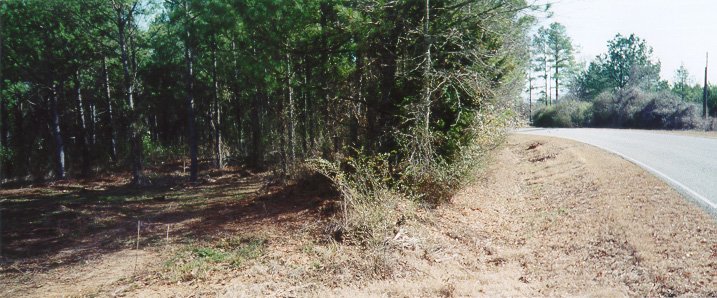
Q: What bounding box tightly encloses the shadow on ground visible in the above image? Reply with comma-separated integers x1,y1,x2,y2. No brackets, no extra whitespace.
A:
0,166,338,272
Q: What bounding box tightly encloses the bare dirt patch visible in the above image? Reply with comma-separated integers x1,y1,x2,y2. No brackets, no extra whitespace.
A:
0,166,343,297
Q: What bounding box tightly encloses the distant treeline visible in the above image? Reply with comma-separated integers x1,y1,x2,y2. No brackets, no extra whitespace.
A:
528,29,717,130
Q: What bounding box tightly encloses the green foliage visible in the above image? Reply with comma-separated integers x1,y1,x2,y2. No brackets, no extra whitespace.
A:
558,33,708,130
532,22,577,103
142,134,183,164
164,236,266,281
573,34,661,98
0,145,12,164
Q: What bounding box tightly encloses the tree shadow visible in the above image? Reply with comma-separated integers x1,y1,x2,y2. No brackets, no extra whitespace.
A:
0,169,338,273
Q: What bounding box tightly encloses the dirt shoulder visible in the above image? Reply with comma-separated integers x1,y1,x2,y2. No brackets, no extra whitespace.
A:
325,133,717,296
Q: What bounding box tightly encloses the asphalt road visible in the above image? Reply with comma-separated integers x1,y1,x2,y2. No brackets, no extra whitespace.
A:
518,128,717,212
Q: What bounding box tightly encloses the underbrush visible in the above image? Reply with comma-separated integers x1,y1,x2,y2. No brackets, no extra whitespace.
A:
533,100,593,128
310,153,410,248
142,135,184,165
533,87,709,129
308,103,513,262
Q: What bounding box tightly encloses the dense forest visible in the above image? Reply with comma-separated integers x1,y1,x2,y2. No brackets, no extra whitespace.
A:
529,24,717,129
0,0,536,202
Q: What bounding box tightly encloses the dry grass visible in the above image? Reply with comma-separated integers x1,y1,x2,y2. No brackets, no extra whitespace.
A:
3,134,716,296
318,133,717,296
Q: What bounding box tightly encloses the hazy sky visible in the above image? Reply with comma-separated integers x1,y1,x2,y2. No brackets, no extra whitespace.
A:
538,0,717,84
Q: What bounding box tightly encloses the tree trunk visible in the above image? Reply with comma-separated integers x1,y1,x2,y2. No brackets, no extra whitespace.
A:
231,37,245,158
543,43,550,106
303,55,313,154
278,77,288,179
528,75,533,123
554,55,559,102
102,57,118,163
211,40,224,169
250,88,263,169
287,53,296,166
320,3,330,156
0,89,8,180
349,50,363,148
418,0,433,162
49,83,66,179
374,10,401,153
12,101,23,178
117,5,144,184
555,65,560,102
184,27,198,182
74,72,90,177
89,97,97,146
249,43,264,169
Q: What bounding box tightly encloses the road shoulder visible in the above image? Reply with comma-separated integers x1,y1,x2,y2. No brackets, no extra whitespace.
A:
326,133,717,296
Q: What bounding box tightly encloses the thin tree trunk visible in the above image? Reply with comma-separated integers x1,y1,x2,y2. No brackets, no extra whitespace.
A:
231,38,245,158
419,0,433,162
320,3,329,154
554,55,559,102
250,88,263,169
303,55,312,154
12,101,23,178
49,83,65,179
89,97,97,146
151,115,159,142
0,89,8,180
118,12,134,110
184,25,198,182
529,75,533,123
211,40,224,169
249,43,264,169
543,43,550,106
102,57,118,163
279,79,288,179
116,5,144,183
287,53,296,166
74,72,90,177
349,50,362,148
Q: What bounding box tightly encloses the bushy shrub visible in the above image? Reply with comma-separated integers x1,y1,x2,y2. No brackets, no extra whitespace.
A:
309,102,515,246
532,100,593,128
535,87,705,130
634,94,703,129
591,87,650,127
310,152,409,247
142,134,183,164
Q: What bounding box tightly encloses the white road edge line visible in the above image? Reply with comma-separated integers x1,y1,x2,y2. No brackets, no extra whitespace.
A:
517,132,717,211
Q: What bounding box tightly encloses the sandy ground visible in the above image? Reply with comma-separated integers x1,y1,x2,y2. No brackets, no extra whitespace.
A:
322,133,717,296
2,134,716,297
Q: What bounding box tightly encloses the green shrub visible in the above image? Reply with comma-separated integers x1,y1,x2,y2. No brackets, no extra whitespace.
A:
142,134,183,164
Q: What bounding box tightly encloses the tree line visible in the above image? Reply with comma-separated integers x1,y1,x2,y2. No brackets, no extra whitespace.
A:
0,0,536,187
529,23,717,129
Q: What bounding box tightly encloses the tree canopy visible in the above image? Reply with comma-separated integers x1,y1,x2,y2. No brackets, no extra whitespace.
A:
0,0,537,189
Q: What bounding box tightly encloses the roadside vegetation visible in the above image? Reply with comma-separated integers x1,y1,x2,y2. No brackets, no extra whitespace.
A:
529,30,717,130
1,0,538,294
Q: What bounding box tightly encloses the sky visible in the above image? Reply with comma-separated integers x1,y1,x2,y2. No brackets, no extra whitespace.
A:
537,0,717,85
